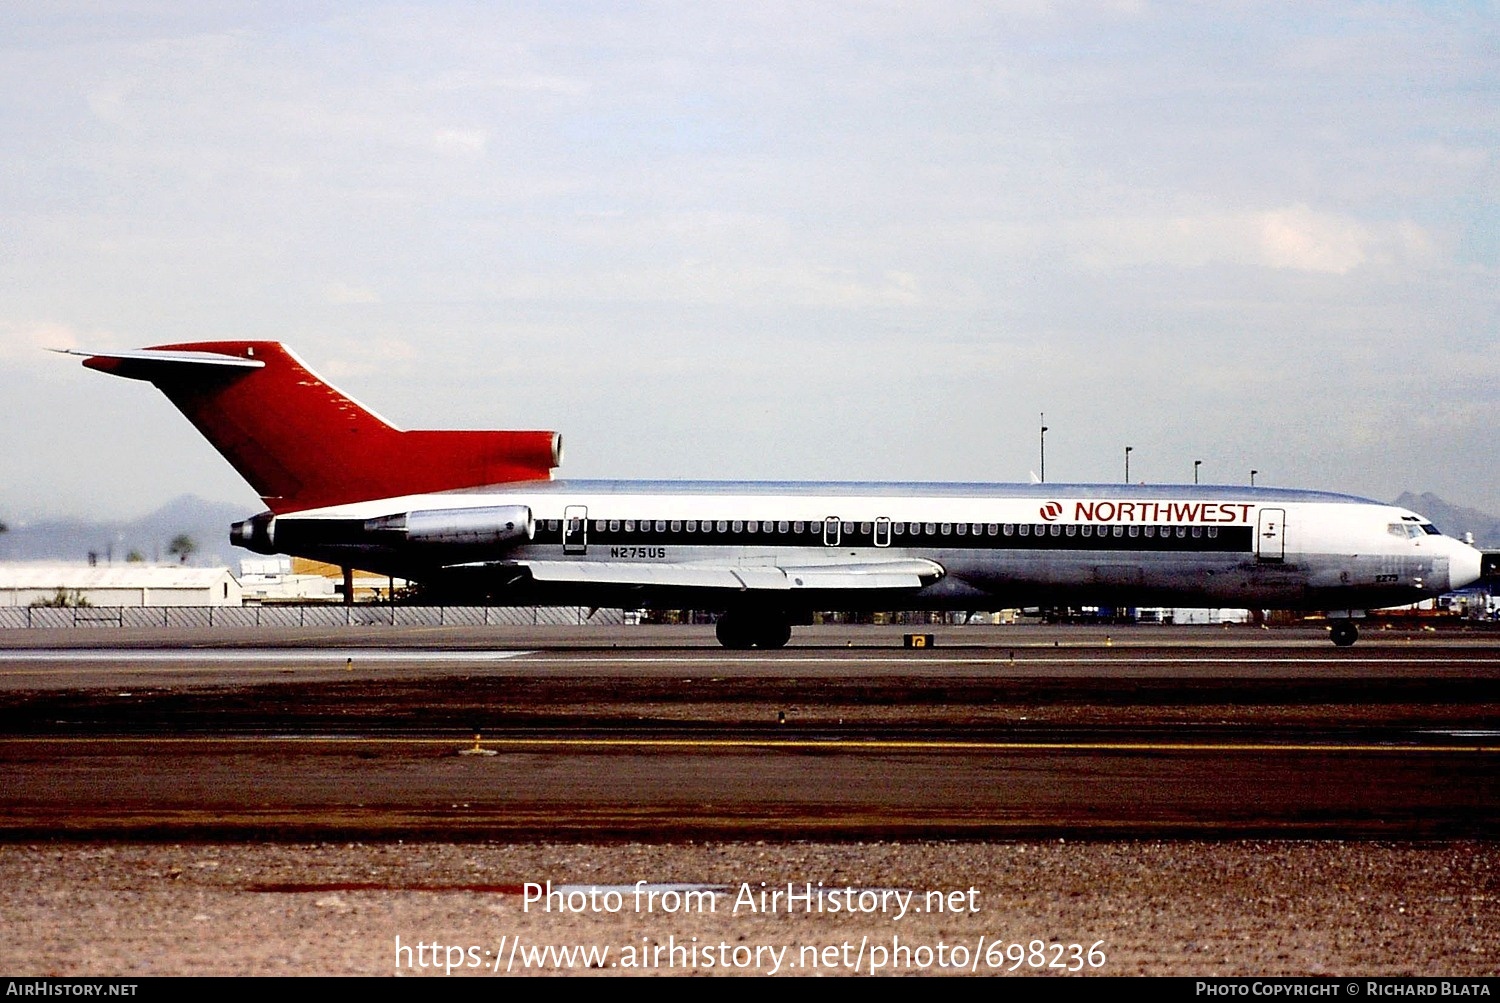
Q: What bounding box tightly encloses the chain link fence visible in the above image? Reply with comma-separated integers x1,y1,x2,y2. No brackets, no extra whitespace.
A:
0,605,626,629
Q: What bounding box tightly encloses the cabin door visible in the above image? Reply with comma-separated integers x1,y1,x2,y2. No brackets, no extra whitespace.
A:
563,505,588,555
1256,508,1285,562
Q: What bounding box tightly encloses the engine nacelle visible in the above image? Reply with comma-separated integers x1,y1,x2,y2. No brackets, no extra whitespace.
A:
366,505,535,547
230,512,277,554
231,505,534,555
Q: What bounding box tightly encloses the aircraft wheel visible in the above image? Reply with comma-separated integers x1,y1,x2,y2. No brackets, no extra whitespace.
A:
754,620,792,649
715,614,756,649
1330,621,1359,647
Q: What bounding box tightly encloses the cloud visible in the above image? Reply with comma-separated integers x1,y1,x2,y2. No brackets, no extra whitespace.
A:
1256,205,1368,274
1071,206,1437,275
0,321,96,361
323,283,381,305
318,336,418,381
432,128,486,156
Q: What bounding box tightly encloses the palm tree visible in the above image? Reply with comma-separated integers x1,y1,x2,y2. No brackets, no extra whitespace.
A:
167,534,198,564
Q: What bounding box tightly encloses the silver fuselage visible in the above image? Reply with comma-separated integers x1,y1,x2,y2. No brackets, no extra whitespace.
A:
242,480,1486,614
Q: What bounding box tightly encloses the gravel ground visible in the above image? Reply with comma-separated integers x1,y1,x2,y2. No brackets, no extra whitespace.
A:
1,840,1494,976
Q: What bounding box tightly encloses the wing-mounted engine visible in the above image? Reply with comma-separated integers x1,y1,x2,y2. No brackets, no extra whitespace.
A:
232,505,534,558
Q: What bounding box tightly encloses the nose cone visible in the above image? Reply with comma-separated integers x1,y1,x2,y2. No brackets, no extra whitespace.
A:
1449,542,1485,591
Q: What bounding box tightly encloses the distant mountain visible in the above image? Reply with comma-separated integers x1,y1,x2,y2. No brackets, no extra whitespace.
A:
0,495,251,567
1393,493,1500,549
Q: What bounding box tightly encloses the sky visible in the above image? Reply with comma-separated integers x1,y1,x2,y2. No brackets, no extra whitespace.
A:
2,2,1496,521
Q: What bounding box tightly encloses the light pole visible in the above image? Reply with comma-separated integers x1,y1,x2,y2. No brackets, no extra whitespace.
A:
1250,469,1258,486
1040,413,1048,484
1194,459,1202,485
1124,446,1133,483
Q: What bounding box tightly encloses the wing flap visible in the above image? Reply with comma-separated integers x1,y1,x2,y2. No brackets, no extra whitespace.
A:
506,558,943,592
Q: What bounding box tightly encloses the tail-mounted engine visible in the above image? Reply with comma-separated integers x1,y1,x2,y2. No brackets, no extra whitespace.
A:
230,505,535,556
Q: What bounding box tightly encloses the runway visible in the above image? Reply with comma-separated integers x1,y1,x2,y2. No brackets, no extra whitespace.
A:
1,624,1497,839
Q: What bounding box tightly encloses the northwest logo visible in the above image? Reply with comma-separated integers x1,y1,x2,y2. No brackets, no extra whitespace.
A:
1039,502,1063,521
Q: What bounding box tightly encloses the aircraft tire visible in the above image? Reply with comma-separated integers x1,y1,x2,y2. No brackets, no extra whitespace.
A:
754,620,792,649
715,614,756,649
1330,621,1359,647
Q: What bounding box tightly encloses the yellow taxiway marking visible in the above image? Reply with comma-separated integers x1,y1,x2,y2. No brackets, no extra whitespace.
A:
0,737,1493,754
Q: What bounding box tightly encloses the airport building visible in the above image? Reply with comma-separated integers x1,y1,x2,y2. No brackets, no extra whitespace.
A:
0,562,243,607
237,557,338,603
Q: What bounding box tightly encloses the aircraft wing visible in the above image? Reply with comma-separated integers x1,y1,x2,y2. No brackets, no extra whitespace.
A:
489,558,945,592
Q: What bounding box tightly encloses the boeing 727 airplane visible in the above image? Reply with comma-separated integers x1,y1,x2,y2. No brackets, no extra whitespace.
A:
68,342,1489,647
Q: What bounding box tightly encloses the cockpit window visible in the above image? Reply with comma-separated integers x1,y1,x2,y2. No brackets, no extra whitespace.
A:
1388,524,1407,537
1421,524,1442,535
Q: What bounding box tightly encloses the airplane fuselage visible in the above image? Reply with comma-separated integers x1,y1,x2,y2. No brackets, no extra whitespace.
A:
238,479,1485,623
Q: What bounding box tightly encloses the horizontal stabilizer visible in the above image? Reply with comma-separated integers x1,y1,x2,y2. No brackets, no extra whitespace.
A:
57,347,266,378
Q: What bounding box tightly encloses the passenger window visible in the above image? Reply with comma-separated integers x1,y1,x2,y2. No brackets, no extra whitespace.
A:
778,521,789,533
794,521,805,533
1081,525,1093,537
1206,527,1217,538
1003,524,1014,536
860,522,873,534
987,524,998,536
1065,525,1076,536
924,523,937,535
655,520,666,533
747,521,758,533
1019,525,1030,536
732,520,744,533
717,521,728,533
955,523,967,536
1112,526,1124,537
624,520,636,532
609,520,620,532
1049,524,1061,536
893,523,905,535
686,521,697,533
670,520,681,533
1128,526,1139,537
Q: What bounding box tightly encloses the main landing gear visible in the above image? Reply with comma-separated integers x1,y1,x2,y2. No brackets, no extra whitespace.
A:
1329,620,1359,647
715,610,793,649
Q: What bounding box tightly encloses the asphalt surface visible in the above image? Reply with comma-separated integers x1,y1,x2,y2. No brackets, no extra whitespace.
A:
3,622,1497,977
1,623,1496,839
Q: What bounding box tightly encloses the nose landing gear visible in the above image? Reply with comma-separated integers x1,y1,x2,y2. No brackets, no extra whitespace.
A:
1329,620,1359,647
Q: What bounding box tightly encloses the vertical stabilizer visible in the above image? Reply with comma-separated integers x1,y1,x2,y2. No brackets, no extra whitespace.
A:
75,342,560,513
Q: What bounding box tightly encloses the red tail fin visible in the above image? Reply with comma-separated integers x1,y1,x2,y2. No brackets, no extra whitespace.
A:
78,342,560,513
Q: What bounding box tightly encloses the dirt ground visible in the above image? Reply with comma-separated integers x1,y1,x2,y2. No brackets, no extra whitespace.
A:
2,839,1494,977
